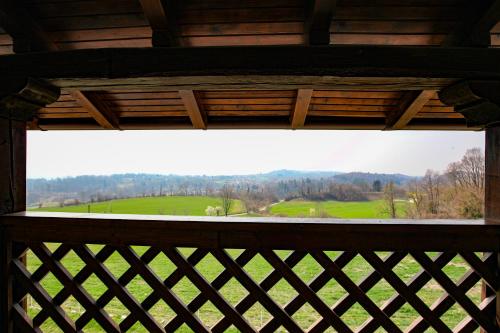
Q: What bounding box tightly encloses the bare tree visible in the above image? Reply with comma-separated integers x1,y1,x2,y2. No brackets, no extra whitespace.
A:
422,170,442,215
407,180,424,218
220,184,234,217
383,181,397,218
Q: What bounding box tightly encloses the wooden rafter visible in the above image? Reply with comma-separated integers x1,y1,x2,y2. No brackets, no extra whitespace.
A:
71,91,119,129
0,1,57,53
443,0,500,46
179,90,206,129
139,0,180,47
290,89,313,129
386,90,436,130
305,0,336,45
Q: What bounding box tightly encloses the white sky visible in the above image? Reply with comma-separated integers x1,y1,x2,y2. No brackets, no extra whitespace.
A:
27,130,484,179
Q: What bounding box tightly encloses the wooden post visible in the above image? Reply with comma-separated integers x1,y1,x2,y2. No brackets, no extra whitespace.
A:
484,127,500,330
0,118,24,333
0,78,59,333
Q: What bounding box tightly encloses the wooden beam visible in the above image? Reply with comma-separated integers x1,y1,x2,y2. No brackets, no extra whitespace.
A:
0,2,57,53
439,80,500,127
139,0,180,47
443,0,500,46
305,0,336,45
386,90,435,130
2,46,500,91
290,89,313,129
71,91,119,129
178,90,206,129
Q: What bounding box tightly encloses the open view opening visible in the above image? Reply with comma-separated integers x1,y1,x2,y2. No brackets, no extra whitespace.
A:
1,0,500,332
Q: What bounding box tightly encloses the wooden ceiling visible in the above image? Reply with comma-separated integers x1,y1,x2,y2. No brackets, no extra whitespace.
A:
1,0,500,130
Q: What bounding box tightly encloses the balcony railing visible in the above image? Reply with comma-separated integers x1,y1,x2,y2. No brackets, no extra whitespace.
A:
1,212,499,332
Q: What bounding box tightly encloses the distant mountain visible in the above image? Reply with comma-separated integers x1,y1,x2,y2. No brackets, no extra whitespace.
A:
27,170,414,206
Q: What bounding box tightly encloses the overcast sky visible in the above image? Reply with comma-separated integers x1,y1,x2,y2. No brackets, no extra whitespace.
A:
27,130,484,179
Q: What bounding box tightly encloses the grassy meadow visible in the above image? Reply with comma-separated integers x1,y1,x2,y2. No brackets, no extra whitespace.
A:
270,199,408,218
34,196,244,216
27,196,480,332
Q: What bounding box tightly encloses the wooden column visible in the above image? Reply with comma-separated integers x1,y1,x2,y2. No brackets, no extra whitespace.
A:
484,127,500,330
0,78,59,332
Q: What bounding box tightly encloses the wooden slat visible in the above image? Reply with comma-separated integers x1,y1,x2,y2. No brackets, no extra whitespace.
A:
164,248,254,332
73,245,166,332
117,246,210,332
71,91,119,129
30,244,120,333
387,90,436,129
311,251,402,333
139,0,180,46
306,0,336,45
179,90,207,129
411,252,497,332
119,249,208,331
167,250,256,332
290,89,313,129
361,251,452,333
213,250,308,333
212,249,303,333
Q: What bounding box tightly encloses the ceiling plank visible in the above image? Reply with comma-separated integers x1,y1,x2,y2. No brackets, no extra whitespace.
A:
71,91,120,129
443,0,500,46
179,90,206,129
139,0,180,47
290,89,313,129
0,1,57,53
305,0,336,45
386,90,436,130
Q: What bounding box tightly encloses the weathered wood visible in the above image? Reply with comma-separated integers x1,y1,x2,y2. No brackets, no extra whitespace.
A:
71,91,119,129
305,0,336,45
386,90,435,129
139,0,181,47
2,46,500,92
1,212,500,251
444,0,500,47
0,1,57,53
440,80,500,127
179,90,206,129
290,89,312,128
0,226,13,333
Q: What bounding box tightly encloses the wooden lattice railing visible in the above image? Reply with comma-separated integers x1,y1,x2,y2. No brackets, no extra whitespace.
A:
1,212,499,332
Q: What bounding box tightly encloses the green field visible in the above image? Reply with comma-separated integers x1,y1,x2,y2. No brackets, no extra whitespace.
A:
28,196,479,332
34,196,244,216
270,199,408,218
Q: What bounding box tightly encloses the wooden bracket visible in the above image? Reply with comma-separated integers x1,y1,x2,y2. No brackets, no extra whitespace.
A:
0,78,60,122
439,80,500,128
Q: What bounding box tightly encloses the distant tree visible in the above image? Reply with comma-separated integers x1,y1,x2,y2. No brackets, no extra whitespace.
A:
422,170,442,215
220,184,234,217
372,180,382,192
383,181,397,218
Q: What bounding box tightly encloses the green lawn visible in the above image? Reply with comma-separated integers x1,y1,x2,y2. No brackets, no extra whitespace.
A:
33,196,244,216
270,199,408,218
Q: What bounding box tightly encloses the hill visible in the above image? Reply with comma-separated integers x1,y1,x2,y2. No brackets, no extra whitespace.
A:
27,170,414,206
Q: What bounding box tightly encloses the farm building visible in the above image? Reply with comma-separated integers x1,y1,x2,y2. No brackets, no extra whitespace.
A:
0,0,500,332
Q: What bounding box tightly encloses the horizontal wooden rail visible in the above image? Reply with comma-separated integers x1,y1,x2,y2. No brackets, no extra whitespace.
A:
2,212,500,251
0,212,499,332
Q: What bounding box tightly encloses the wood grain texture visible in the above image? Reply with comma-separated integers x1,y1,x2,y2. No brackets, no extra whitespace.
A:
387,90,436,129
179,90,206,129
290,89,313,128
71,91,119,129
